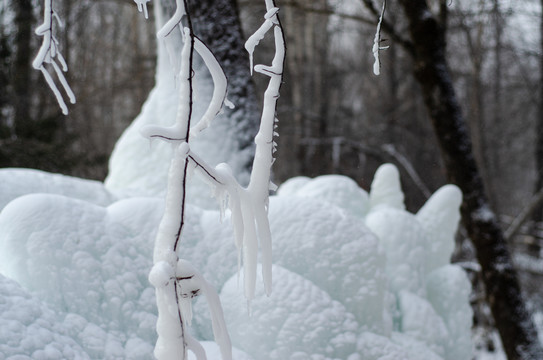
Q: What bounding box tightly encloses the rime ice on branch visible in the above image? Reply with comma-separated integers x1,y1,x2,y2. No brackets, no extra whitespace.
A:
133,0,151,19
33,0,75,115
372,0,388,76
140,0,285,359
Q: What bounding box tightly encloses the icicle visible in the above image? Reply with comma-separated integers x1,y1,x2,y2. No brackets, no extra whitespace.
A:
51,61,76,104
224,98,235,109
200,277,233,360
240,195,258,300
133,0,151,19
372,0,388,76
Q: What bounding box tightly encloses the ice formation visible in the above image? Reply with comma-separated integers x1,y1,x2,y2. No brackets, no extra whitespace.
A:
33,0,76,114
0,159,472,359
1,1,473,358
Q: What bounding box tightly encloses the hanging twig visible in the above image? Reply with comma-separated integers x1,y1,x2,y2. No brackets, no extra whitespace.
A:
33,0,75,115
372,0,388,75
141,0,285,358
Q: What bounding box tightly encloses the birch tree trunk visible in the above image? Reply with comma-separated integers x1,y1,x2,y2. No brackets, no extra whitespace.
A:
395,1,543,358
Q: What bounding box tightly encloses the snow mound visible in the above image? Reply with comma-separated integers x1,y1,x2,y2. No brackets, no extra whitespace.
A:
269,195,388,333
368,163,405,211
0,161,472,359
365,209,427,296
0,168,116,210
416,185,462,273
0,274,89,359
279,174,370,218
221,264,359,360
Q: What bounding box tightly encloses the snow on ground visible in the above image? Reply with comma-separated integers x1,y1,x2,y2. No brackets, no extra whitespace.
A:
0,158,473,359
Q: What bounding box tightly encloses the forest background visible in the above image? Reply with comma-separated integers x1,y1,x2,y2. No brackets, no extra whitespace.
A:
1,0,543,354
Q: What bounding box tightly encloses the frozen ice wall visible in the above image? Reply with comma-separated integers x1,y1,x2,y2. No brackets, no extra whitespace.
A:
0,157,472,360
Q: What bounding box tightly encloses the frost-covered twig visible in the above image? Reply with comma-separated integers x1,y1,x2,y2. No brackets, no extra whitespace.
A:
190,36,233,137
33,0,75,115
143,2,232,359
243,0,285,298
372,0,388,76
134,0,151,19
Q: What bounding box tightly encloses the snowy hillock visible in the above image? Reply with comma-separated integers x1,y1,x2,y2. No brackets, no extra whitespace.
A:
0,158,472,359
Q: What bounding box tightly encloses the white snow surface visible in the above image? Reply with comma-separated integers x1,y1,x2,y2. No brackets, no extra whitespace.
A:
0,168,116,209
0,159,473,359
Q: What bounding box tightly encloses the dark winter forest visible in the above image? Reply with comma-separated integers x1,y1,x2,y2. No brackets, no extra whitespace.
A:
2,0,543,359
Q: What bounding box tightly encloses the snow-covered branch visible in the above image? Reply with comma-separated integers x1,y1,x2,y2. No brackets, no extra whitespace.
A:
33,0,75,115
243,0,285,298
372,0,388,76
141,0,285,358
134,0,151,19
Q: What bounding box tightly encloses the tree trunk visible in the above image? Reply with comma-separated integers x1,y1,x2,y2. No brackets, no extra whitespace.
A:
535,0,543,221
12,0,34,138
396,1,543,358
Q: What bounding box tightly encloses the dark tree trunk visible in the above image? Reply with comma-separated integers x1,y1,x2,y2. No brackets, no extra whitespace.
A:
12,0,34,138
536,0,543,221
396,1,543,359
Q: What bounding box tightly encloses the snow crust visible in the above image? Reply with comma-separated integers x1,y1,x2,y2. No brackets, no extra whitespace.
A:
0,159,472,359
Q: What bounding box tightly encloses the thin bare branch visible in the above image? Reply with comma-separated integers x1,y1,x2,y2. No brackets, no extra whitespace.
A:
361,0,414,55
505,187,543,241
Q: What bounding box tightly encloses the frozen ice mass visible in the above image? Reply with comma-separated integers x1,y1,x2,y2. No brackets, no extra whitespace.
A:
0,159,472,359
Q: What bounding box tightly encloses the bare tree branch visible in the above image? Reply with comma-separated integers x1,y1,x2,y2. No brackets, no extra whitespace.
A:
360,0,414,55
505,187,543,241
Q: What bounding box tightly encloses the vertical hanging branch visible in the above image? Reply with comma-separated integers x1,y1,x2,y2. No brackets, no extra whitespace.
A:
372,0,388,76
143,1,232,359
243,0,285,298
33,0,75,115
147,21,193,360
143,0,285,357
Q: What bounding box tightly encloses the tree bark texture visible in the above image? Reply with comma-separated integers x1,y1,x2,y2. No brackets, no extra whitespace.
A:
12,0,34,138
396,1,543,358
